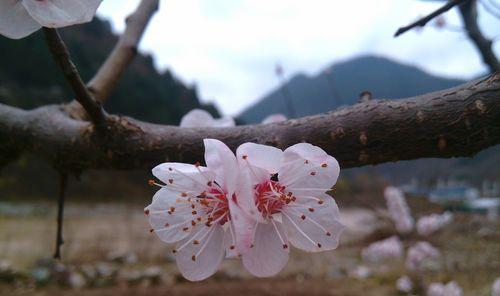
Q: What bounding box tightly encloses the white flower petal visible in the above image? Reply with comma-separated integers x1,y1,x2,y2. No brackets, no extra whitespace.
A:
22,0,102,28
279,143,340,194
0,0,40,39
152,162,214,192
203,139,238,193
236,142,283,177
223,228,239,258
242,222,289,277
176,225,225,281
229,174,262,253
146,188,195,243
282,196,344,252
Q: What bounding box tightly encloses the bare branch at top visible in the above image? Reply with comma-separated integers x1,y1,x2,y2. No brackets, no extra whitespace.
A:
394,0,468,37
43,28,107,127
87,0,160,102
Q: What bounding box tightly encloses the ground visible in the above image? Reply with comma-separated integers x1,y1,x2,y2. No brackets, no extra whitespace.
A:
0,201,498,295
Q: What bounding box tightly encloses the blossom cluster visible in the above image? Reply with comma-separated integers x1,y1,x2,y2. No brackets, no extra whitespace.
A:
361,236,403,262
405,241,440,271
396,275,413,293
384,186,414,234
416,212,453,236
427,281,463,296
145,139,344,280
179,109,287,127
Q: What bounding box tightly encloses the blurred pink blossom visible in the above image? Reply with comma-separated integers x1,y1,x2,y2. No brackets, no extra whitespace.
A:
396,275,413,293
492,278,500,296
417,212,453,236
361,236,404,262
427,281,463,296
180,109,235,127
262,114,287,124
384,186,414,234
406,241,440,271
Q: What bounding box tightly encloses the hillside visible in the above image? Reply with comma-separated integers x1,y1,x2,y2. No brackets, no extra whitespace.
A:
0,17,219,124
239,56,465,123
239,56,499,186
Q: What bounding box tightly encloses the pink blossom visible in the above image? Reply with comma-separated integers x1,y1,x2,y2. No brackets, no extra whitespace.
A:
361,236,404,262
396,275,413,293
427,281,463,296
235,142,345,277
417,212,453,236
180,109,235,128
384,186,414,234
492,278,500,296
406,241,440,271
262,114,287,124
0,0,102,39
144,139,254,281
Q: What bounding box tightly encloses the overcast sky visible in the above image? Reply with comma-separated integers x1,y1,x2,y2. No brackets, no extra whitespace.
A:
97,0,499,116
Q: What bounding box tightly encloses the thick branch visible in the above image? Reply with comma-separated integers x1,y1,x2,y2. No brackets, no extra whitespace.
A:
87,0,160,102
459,0,500,72
0,74,499,172
43,28,107,127
394,0,468,37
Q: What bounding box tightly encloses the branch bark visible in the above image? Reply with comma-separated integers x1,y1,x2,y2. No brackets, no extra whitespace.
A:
459,0,500,72
394,0,468,37
0,74,499,172
87,0,160,102
43,28,107,127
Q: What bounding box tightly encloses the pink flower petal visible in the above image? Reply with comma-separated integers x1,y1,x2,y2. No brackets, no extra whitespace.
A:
176,225,225,281
0,0,40,39
242,222,289,277
22,0,102,28
236,142,283,177
203,139,239,193
152,162,214,192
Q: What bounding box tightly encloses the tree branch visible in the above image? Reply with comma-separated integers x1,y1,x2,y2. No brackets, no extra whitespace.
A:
0,74,499,172
43,28,107,127
459,0,500,72
54,172,68,260
394,0,468,37
87,0,160,102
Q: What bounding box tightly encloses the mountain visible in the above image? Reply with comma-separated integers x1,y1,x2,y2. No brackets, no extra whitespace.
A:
239,56,465,123
239,56,499,187
0,17,219,124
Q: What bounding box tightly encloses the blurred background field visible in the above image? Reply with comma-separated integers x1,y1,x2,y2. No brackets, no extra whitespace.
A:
0,189,499,295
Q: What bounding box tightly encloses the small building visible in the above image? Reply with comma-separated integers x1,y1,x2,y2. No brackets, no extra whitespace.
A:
466,198,500,221
428,186,479,203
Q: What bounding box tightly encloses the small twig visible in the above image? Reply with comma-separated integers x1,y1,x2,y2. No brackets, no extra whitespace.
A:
53,173,68,260
43,28,107,127
394,0,469,37
459,0,500,72
87,0,159,102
